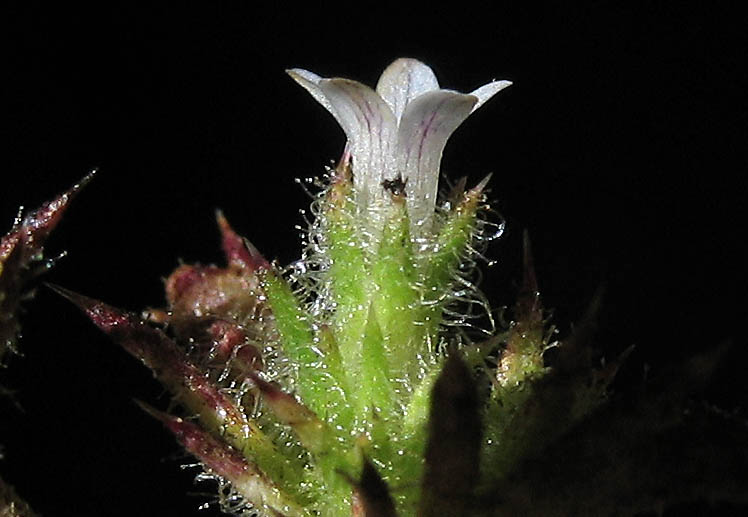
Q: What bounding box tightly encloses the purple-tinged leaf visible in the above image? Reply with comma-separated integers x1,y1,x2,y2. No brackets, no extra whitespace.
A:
1,171,95,265
47,285,251,437
138,401,251,479
1,172,94,362
139,402,306,517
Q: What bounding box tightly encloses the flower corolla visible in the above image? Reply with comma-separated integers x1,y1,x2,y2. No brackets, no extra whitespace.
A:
288,58,511,239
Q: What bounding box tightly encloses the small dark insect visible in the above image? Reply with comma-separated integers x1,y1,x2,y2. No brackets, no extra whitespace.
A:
382,176,407,197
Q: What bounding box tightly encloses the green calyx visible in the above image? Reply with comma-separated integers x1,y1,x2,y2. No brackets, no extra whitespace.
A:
258,168,488,514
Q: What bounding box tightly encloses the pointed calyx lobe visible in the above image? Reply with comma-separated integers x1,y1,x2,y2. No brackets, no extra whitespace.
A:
497,231,547,385
1,171,94,362
288,58,510,239
216,209,269,271
163,212,272,368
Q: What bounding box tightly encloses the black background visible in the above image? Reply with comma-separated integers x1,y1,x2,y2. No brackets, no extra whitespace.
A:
3,4,746,516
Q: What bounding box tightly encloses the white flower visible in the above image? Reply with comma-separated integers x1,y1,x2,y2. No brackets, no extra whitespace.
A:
288,58,511,240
